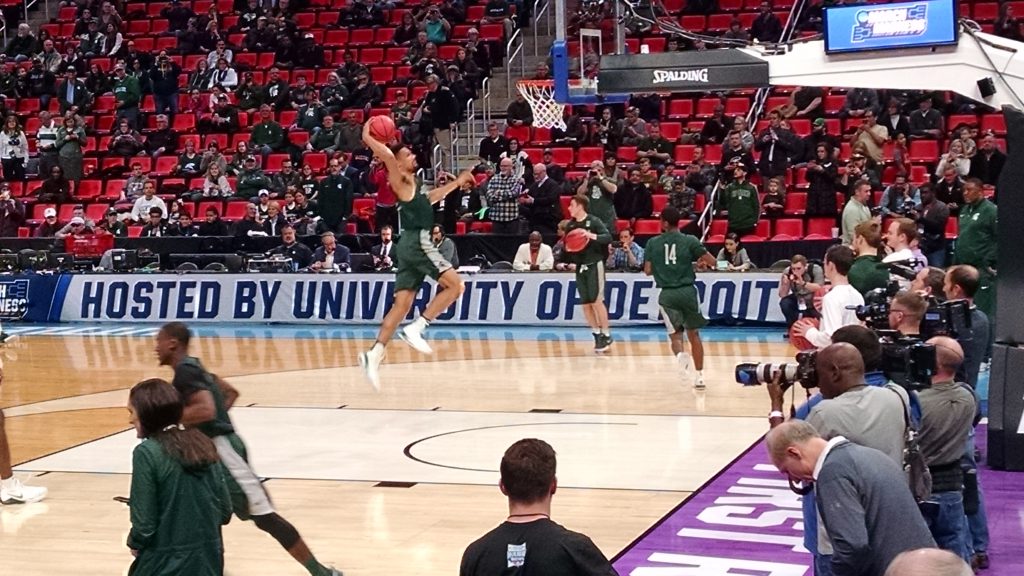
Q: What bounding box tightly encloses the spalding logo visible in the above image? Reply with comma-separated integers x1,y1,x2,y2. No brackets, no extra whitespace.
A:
652,69,709,84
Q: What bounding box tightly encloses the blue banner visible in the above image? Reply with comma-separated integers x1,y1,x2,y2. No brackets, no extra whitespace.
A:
824,0,958,54
0,272,785,325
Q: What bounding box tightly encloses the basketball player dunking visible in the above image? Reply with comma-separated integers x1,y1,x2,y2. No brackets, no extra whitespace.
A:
358,121,475,389
156,322,341,576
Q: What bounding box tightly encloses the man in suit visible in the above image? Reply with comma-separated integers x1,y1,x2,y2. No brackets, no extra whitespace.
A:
520,163,561,235
767,418,936,576
269,224,314,269
310,231,351,271
56,67,92,116
370,225,396,271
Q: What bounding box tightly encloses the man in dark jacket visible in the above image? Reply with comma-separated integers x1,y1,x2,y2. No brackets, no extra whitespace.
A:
149,55,182,121
521,164,561,235
755,109,796,181
145,115,181,159
968,133,1006,187
56,67,92,116
424,74,458,170
750,1,783,42
0,188,24,237
316,157,354,232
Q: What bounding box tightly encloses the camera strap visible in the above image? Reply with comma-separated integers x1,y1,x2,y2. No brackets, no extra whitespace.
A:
884,384,932,502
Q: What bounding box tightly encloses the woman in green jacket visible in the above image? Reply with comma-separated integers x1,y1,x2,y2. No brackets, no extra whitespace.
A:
127,379,232,576
54,115,87,184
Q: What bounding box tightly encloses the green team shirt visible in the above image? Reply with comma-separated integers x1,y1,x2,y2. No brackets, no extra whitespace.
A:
584,178,617,230
848,254,890,296
955,198,997,269
172,356,234,438
644,230,707,288
564,214,612,265
720,181,761,230
399,187,435,233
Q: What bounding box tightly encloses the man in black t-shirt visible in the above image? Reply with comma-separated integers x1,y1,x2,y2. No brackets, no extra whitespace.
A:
460,439,618,576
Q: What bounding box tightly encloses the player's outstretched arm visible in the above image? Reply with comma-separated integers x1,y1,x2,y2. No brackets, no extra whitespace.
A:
362,121,401,173
428,170,475,204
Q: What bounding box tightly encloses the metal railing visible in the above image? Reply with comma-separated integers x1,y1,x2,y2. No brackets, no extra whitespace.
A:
25,0,46,24
465,97,476,157
533,0,552,57
431,144,442,182
481,77,491,126
505,27,525,97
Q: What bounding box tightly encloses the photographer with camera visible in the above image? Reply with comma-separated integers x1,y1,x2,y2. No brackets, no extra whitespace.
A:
887,291,927,338
778,255,824,329
792,245,864,349
879,173,921,217
575,160,618,233
916,336,976,562
767,338,911,576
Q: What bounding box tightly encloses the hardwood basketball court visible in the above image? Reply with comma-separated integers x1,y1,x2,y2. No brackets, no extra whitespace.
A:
3,325,794,575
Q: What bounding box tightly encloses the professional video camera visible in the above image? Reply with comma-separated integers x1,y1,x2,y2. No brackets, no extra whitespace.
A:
852,280,901,330
874,330,936,391
735,350,818,391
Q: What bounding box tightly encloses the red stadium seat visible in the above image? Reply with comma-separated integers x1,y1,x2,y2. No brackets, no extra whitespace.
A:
549,148,573,166
679,15,705,30
224,202,250,220
75,180,102,199
576,146,603,167
806,218,835,238
981,114,1006,135
504,124,530,143
652,194,668,214
667,99,693,119
532,127,552,144
908,140,940,162
85,203,111,222
945,217,959,239
785,192,807,214
773,218,804,238
709,219,728,237
614,219,631,232
618,146,637,162
634,219,661,235
32,203,56,220
660,122,682,141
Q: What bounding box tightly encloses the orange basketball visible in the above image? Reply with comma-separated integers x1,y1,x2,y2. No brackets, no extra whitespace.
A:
367,115,396,143
789,318,820,351
564,228,590,253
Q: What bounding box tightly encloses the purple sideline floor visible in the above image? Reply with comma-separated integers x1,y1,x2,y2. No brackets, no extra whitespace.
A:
612,424,1023,575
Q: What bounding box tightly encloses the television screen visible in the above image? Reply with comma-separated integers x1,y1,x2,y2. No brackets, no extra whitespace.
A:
824,0,958,54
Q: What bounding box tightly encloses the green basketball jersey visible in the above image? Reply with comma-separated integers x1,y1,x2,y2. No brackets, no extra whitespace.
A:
172,356,234,438
644,230,707,288
398,189,435,233
563,214,612,265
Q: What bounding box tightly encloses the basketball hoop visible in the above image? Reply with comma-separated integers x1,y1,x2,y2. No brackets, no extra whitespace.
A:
516,80,566,130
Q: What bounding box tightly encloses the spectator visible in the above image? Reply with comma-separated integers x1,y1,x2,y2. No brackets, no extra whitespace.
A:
0,186,24,237
108,118,145,157
575,160,618,233
305,114,340,154
954,179,998,317
726,116,755,152
719,133,756,183
311,231,351,271
909,96,943,139
606,228,644,271
0,115,28,181
688,145,718,194
140,206,174,237
370,225,395,271
460,438,617,576
288,75,312,110
478,122,509,164
405,31,430,64
131,181,168,222
390,90,413,135
201,164,232,199
969,133,1005,186
750,1,782,42
198,206,230,236
944,265,991,390
717,163,760,236
112,62,141,130
505,92,533,128
917,336,977,561
262,201,288,236
936,140,970,180
513,231,554,271
785,85,825,120
294,90,327,134
485,158,523,234
363,159,397,232
250,104,286,157
26,59,56,111
56,67,92,117
840,87,880,119
4,24,38,63
120,162,149,203
762,176,786,217
905,183,949,267
38,165,72,203
852,110,889,164
393,11,419,45
482,0,515,39
316,156,354,232
721,18,749,41
716,232,753,271
841,152,881,196
35,207,62,237
879,173,920,216
879,100,910,140
269,223,313,267
848,220,890,296
419,5,452,44
345,70,382,110
636,121,673,168
614,169,653,223
207,57,238,89
778,254,823,328
934,166,965,213
146,115,180,160
453,47,482,88
754,109,796,181
429,224,459,269
261,67,291,111
290,189,321,236
699,104,731,146
206,39,233,68
766,420,936,576
841,181,873,244
499,138,531,182
792,245,863,348
424,74,458,169
55,114,87,184
617,106,648,146
55,206,95,239
883,217,927,274
96,207,127,237
520,163,561,234
603,154,625,186
36,111,60,176
176,139,204,177
235,156,271,200
667,177,696,219
336,110,363,153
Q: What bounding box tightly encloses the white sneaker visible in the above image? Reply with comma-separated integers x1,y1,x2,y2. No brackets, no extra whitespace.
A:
694,373,706,390
676,353,693,380
359,346,385,392
1,478,48,504
398,320,433,354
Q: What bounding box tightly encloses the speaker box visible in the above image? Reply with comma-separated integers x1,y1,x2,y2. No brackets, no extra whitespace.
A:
996,107,1024,342
987,343,1024,470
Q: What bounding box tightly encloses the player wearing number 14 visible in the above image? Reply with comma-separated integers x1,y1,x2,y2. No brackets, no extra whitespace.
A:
644,207,717,389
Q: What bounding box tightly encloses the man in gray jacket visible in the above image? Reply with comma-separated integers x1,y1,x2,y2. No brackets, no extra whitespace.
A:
768,420,936,576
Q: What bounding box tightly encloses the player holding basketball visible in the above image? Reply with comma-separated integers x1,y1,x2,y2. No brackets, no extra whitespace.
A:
155,322,341,576
644,206,717,389
0,359,47,504
564,195,614,352
358,118,475,389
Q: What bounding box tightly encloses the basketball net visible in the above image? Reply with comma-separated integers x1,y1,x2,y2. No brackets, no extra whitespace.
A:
516,80,566,130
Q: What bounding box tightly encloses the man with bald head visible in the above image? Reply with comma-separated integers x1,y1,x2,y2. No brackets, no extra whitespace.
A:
484,157,524,235
916,337,977,561
767,420,935,576
512,231,554,272
884,549,972,576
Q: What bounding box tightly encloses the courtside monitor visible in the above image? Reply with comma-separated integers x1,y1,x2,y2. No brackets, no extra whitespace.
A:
823,0,958,55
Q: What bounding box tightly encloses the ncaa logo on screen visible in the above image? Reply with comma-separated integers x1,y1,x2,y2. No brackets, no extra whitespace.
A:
652,68,709,85
0,279,28,319
852,3,929,42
